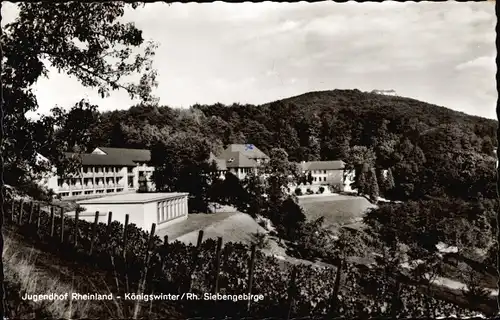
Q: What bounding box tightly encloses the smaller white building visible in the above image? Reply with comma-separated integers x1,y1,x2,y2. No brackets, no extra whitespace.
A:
75,192,189,232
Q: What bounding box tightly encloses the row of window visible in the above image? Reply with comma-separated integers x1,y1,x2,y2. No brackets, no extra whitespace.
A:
308,170,328,174
157,200,185,224
58,188,124,198
314,177,327,182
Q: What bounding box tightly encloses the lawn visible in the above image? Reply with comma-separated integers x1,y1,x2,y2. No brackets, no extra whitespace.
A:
157,211,266,246
299,194,377,231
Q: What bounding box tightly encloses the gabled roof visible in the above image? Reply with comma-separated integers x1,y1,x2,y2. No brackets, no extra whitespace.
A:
225,144,269,160
301,160,345,171
65,147,151,167
93,147,151,162
219,151,259,168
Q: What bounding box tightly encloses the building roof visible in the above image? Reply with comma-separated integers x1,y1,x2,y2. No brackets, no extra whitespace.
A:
77,192,189,204
94,147,151,162
209,152,227,171
65,147,151,167
301,160,345,171
218,151,259,168
225,144,270,160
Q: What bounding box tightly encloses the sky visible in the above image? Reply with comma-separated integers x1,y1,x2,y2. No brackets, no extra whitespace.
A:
2,1,497,119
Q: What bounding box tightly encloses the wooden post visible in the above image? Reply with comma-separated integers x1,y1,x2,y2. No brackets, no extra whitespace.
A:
74,208,80,247
328,259,344,317
188,230,204,291
123,214,129,257
287,266,298,320
196,230,204,248
18,200,25,225
246,244,257,312
133,223,156,319
123,214,130,294
107,211,113,231
28,202,34,224
107,212,120,293
89,211,99,255
60,208,65,244
49,206,55,237
213,237,223,294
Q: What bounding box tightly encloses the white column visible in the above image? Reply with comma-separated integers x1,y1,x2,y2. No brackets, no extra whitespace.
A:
184,199,188,216
166,200,171,220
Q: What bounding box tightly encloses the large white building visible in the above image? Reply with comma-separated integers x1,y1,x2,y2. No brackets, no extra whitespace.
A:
75,192,189,232
41,147,155,199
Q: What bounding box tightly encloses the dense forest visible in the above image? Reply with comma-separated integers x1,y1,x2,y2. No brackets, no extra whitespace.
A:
81,89,497,203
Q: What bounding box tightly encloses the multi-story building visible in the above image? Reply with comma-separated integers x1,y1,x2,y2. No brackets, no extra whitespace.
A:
42,147,155,199
300,160,346,190
211,144,270,180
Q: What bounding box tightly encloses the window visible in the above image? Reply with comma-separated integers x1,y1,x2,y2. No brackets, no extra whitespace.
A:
158,201,170,224
324,177,327,181
323,170,326,174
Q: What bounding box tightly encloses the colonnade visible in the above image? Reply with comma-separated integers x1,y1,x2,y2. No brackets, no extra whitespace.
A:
157,197,188,223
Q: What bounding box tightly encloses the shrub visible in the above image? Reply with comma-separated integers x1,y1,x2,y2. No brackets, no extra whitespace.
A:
306,189,314,195
294,188,303,196
318,187,325,194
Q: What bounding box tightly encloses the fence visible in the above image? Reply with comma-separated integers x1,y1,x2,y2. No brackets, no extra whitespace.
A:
1,196,477,319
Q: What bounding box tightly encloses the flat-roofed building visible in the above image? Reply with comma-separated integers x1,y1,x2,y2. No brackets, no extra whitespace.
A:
74,192,189,231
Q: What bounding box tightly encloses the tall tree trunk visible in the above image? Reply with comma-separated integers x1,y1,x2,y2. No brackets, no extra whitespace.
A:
496,30,500,313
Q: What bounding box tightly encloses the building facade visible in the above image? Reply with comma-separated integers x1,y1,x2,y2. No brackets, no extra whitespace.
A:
74,192,189,232
43,147,155,199
299,160,346,190
211,144,270,180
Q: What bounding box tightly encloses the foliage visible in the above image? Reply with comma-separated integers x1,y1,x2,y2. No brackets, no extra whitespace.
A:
294,188,303,196
2,2,158,190
6,199,481,319
150,133,218,212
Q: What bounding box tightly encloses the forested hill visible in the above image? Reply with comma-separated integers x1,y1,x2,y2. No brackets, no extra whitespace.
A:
88,89,497,201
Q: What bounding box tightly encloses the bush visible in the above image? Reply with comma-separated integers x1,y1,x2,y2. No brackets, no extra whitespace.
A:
294,188,303,196
306,189,314,195
318,187,325,194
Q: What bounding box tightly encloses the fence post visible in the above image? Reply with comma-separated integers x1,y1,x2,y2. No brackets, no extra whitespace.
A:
287,266,298,320
213,237,223,294
18,199,25,225
74,208,80,247
188,230,204,291
328,259,345,317
60,207,65,244
89,211,99,255
28,202,34,224
106,212,120,293
107,211,113,230
123,214,130,294
133,223,157,319
50,206,55,237
246,244,257,312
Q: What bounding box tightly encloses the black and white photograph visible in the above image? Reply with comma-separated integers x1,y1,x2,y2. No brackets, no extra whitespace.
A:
1,1,498,319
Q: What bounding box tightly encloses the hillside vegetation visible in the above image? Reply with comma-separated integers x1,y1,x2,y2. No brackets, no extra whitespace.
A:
85,89,496,202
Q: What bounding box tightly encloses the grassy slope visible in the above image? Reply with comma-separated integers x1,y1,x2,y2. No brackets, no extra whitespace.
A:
3,228,186,319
